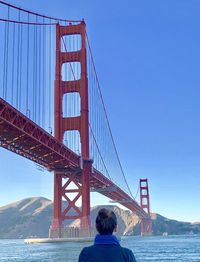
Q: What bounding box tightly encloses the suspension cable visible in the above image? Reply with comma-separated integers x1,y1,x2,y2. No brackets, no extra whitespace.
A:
16,10,20,108
0,18,57,25
48,19,52,134
89,123,111,180
42,17,46,128
4,6,9,100
0,1,81,23
134,182,140,200
26,13,30,115
11,21,15,104
2,8,7,99
86,31,134,198
19,20,23,110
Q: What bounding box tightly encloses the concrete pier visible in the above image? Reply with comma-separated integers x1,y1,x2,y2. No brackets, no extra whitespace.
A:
25,226,95,244
49,226,94,239
24,237,93,244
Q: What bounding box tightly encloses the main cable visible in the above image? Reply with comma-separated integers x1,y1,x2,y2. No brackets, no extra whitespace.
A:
0,1,81,23
86,31,134,199
0,18,57,25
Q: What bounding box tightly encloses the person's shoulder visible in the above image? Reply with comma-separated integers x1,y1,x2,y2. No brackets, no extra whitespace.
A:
79,245,101,262
78,246,94,262
120,246,132,253
120,246,137,261
80,244,97,255
80,245,95,253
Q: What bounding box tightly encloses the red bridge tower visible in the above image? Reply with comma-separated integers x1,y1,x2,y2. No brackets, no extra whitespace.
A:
49,21,92,238
140,178,152,236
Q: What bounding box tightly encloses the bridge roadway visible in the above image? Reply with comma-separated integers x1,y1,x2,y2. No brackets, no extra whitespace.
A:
0,98,149,219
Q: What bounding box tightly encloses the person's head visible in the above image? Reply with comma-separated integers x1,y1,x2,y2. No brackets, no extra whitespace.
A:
96,208,117,235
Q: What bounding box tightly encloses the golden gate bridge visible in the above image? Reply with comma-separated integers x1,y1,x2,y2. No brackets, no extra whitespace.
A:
0,1,152,238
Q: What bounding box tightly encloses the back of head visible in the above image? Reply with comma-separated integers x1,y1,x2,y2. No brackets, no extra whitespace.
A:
96,208,117,235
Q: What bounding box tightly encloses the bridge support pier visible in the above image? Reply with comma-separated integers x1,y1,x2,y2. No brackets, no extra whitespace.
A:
80,159,92,231
49,172,64,238
141,218,152,236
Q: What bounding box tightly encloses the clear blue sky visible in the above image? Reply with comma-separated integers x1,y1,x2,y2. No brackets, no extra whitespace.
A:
0,0,200,222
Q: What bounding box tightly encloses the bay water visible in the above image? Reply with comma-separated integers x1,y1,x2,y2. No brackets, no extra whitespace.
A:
0,235,200,261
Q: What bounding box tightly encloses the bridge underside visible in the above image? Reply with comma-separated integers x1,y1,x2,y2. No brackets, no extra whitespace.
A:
0,98,150,233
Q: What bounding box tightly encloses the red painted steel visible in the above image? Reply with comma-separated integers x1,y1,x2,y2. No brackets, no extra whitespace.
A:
51,21,91,236
140,178,152,235
0,98,80,171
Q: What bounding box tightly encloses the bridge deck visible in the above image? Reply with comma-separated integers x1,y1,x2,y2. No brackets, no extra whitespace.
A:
0,98,148,219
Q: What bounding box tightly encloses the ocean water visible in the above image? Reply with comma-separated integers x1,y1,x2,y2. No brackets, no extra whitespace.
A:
0,235,200,262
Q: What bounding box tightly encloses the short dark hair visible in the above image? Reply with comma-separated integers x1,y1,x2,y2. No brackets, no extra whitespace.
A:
96,208,117,235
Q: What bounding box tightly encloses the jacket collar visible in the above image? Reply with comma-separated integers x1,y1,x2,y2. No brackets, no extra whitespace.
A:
94,234,120,246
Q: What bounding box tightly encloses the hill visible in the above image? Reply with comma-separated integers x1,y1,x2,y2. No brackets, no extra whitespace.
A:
0,197,199,238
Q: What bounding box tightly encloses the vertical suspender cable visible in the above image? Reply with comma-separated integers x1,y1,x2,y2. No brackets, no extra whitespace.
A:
2,7,9,99
73,35,75,152
26,13,30,116
19,20,23,110
11,22,15,104
86,33,134,197
16,10,20,108
5,6,10,100
35,16,38,122
38,19,41,125
2,18,7,99
42,17,46,128
48,18,52,134
33,20,36,120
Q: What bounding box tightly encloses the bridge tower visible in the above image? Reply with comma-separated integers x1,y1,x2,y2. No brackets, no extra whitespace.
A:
140,178,152,236
49,21,92,238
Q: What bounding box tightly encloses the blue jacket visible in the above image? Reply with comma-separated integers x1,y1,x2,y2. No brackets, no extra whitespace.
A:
78,234,137,262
